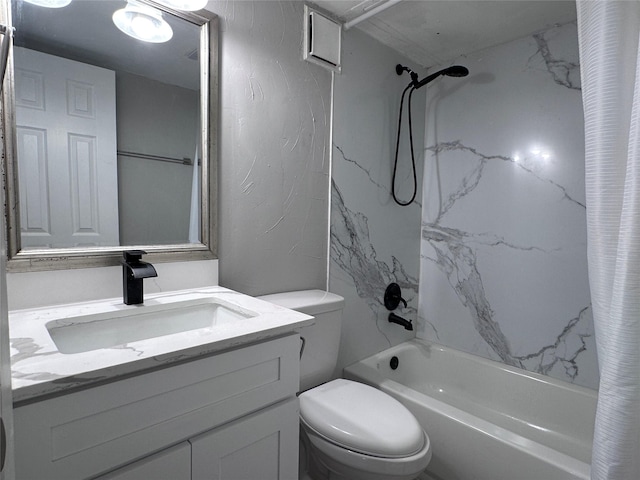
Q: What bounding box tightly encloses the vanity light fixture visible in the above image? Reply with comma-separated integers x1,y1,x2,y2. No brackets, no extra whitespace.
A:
112,1,173,44
23,0,72,8
156,0,208,12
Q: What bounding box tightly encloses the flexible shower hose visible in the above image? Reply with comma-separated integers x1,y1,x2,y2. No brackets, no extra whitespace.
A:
392,83,418,206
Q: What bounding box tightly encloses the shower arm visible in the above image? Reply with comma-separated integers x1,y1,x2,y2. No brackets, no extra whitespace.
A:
396,64,419,86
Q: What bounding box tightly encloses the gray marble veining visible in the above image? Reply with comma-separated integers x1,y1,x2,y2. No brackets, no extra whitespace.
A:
422,223,514,365
516,306,592,381
419,21,597,389
422,222,592,380
428,140,585,215
421,136,592,382
334,145,389,195
331,180,419,317
329,27,425,373
531,24,581,91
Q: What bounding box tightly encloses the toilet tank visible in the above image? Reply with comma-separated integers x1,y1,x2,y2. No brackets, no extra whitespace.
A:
257,290,344,392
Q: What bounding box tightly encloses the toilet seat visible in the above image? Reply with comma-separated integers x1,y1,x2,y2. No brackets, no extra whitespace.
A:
299,379,425,458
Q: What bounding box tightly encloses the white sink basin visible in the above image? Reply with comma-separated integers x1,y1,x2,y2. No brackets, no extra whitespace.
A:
46,298,257,354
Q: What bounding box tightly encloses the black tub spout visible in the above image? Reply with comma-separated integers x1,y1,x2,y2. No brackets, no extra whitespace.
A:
122,250,157,305
388,312,413,331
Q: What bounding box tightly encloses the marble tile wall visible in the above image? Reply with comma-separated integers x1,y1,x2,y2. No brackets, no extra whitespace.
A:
330,28,426,375
418,22,599,390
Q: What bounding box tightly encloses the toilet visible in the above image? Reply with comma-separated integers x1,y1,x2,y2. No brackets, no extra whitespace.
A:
257,290,432,480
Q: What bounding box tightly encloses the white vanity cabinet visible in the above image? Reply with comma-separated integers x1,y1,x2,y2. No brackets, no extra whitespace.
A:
96,443,192,480
97,399,299,480
13,334,301,480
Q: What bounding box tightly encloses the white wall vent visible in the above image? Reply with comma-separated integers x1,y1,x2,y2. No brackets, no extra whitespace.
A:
303,6,341,73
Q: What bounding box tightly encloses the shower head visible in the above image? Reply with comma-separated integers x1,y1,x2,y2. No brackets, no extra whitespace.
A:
442,65,469,77
413,65,469,89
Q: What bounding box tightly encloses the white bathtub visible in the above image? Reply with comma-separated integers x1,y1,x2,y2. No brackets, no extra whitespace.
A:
343,339,597,480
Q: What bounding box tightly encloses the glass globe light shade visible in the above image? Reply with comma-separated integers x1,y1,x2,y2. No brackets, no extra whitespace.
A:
112,1,173,44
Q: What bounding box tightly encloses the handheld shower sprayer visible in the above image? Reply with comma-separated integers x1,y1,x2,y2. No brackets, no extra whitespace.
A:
413,65,469,89
396,63,469,89
392,63,469,206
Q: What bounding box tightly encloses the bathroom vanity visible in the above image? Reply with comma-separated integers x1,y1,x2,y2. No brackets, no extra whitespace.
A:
8,287,312,479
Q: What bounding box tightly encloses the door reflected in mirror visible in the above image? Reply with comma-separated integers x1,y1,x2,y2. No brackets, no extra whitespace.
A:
3,0,218,270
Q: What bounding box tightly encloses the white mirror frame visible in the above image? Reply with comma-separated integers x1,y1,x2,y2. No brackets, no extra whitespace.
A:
0,0,218,272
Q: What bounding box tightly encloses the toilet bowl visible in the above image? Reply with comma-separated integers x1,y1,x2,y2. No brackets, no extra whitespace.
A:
299,379,432,480
257,290,432,480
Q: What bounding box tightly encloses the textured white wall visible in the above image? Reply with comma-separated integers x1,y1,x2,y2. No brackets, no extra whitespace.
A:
330,27,426,375
418,22,599,390
210,1,332,296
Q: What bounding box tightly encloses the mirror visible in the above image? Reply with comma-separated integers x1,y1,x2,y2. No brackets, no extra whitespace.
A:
1,0,218,271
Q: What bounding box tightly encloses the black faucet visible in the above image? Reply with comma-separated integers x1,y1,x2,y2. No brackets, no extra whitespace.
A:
122,250,157,305
388,312,413,331
385,283,413,330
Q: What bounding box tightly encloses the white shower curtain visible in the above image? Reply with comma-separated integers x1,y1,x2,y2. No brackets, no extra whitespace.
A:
188,139,200,244
577,1,640,479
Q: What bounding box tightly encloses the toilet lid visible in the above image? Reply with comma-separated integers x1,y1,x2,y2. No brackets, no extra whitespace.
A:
299,379,424,457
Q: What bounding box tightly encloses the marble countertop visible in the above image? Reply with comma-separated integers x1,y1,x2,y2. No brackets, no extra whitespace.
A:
9,286,313,404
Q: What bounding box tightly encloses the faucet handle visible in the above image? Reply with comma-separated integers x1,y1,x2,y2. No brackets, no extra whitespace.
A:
123,250,147,262
384,283,407,311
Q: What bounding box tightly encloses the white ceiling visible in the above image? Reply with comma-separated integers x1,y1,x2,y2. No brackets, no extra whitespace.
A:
313,0,577,68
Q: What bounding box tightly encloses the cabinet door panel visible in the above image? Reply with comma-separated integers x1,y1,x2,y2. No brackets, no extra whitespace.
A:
95,442,190,480
191,398,299,480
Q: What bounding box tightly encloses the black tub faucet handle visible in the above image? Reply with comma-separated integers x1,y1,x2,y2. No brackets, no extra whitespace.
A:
384,283,407,311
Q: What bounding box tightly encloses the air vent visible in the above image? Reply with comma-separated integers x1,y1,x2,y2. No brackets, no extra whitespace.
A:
303,6,341,72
